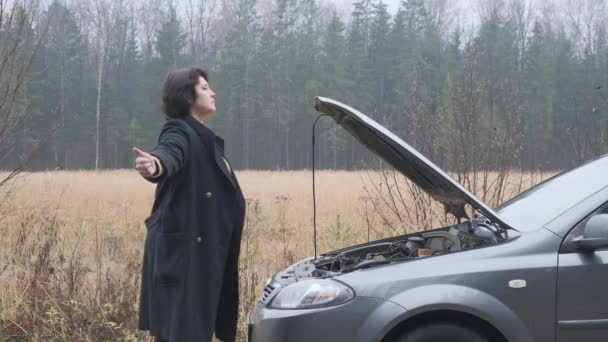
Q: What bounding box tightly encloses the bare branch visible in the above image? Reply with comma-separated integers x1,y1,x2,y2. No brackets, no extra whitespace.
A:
0,0,49,201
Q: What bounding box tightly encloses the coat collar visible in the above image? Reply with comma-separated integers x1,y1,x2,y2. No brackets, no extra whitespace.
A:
182,114,236,190
182,115,223,149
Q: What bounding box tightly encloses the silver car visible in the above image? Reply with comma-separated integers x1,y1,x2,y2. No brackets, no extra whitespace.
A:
247,97,608,342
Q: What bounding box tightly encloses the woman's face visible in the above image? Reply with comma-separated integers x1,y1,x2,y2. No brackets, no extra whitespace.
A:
192,76,216,117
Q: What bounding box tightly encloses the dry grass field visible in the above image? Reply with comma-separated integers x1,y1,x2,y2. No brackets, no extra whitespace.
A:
0,170,551,341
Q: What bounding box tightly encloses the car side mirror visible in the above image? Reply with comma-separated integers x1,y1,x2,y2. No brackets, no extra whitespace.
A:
572,214,608,252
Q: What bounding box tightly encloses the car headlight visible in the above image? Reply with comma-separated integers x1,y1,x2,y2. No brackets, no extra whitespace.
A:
269,279,354,309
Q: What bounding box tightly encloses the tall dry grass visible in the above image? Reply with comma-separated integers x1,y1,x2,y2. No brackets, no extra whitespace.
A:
0,169,550,341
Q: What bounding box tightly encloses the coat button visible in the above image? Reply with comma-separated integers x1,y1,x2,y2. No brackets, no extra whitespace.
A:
196,236,203,244
205,192,212,198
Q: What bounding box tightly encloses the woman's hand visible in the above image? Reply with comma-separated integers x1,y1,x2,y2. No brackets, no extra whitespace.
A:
133,147,158,179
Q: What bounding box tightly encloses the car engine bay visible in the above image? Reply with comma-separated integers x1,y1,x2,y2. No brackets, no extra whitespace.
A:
272,215,509,285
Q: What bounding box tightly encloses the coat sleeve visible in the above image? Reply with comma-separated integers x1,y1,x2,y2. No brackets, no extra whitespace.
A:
147,120,190,183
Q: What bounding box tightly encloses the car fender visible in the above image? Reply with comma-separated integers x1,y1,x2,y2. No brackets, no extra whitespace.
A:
384,284,535,342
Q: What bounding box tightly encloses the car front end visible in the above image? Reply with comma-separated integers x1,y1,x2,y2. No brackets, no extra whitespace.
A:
247,279,405,342
247,97,604,341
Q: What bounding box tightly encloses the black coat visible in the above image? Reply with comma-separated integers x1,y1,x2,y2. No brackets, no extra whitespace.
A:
138,115,245,342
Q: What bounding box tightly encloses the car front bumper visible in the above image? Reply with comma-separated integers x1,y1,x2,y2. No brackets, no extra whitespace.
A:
247,296,406,342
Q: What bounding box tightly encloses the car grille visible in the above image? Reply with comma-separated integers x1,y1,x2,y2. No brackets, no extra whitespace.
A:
259,282,281,305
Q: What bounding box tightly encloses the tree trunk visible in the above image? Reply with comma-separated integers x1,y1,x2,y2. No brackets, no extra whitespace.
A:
95,39,105,170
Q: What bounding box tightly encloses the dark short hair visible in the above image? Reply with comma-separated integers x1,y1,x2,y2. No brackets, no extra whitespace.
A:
162,67,209,118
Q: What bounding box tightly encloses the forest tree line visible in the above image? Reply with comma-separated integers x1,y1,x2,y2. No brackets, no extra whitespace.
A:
2,0,608,172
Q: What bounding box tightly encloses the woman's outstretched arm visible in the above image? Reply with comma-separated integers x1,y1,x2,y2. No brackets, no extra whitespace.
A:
133,120,189,183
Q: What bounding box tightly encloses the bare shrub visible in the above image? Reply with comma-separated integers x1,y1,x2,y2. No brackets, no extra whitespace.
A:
0,201,144,340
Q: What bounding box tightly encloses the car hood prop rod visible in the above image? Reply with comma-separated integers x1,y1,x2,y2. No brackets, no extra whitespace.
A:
312,114,329,260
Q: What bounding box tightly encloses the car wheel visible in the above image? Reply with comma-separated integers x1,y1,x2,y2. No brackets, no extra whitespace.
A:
397,322,489,342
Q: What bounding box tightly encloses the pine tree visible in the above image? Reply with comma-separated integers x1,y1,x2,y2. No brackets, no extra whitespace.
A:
319,11,349,168
522,21,552,168
385,2,410,134
156,5,187,70
369,0,391,116
270,0,298,168
30,0,85,169
550,28,579,166
217,0,259,168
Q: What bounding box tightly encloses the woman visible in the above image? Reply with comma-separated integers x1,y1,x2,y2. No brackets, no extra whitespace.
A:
133,67,245,342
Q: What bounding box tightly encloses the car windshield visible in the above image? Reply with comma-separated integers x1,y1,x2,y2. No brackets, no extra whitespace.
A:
495,156,608,232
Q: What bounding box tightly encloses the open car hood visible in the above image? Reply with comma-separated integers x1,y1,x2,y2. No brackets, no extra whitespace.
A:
314,97,513,230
